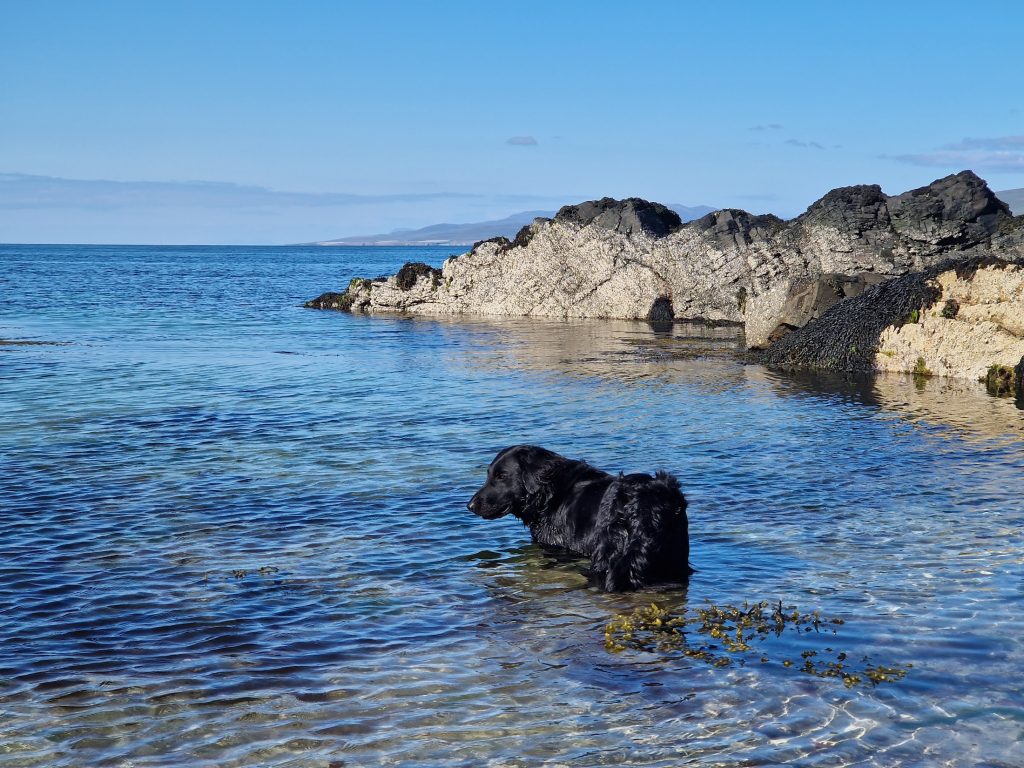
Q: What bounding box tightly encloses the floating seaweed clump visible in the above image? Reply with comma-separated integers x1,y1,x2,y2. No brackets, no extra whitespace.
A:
604,601,910,689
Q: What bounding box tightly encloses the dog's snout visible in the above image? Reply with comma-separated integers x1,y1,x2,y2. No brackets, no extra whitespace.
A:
467,495,478,512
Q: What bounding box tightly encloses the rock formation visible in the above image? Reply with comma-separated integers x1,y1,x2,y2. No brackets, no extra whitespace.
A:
305,171,1024,352
760,256,1024,388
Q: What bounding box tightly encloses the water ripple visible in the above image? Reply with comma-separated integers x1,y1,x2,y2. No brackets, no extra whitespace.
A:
1,245,1023,766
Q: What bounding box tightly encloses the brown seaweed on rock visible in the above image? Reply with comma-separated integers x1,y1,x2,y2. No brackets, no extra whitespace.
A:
394,262,442,291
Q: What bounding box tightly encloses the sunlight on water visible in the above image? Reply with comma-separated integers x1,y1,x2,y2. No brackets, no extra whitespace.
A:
2,245,1023,766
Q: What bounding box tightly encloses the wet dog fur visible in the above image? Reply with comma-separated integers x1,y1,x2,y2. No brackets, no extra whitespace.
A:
467,445,692,592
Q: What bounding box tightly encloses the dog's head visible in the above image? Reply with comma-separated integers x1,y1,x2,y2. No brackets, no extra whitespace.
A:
467,445,564,521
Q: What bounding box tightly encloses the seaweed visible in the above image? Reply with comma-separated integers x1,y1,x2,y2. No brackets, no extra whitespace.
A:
984,364,1017,397
395,262,442,291
604,601,909,689
302,291,349,310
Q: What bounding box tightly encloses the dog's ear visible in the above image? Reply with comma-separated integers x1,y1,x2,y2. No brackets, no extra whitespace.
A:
518,451,565,520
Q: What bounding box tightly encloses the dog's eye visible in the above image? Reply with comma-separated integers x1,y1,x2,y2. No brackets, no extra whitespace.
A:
494,471,506,480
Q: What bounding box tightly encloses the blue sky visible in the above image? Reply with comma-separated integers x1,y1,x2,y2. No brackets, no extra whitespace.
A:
2,0,1022,244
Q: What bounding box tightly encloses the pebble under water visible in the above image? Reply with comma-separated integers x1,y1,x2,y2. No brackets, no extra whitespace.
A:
2,244,1023,767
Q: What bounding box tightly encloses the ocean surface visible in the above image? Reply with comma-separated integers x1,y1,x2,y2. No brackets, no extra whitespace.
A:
2,244,1023,768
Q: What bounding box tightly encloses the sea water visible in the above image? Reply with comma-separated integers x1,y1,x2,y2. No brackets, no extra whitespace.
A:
1,244,1023,766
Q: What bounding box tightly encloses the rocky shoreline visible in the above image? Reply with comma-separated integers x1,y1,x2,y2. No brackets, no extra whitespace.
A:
760,255,1024,395
305,171,1024,391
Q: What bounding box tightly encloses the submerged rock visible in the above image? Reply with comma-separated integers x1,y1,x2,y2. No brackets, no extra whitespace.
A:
303,291,351,310
306,172,1023,350
603,601,910,689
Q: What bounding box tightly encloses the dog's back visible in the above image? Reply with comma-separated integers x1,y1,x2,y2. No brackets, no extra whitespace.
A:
589,470,690,591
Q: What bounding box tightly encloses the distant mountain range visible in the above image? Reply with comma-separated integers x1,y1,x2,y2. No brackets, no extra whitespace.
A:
996,188,1023,215
311,204,716,246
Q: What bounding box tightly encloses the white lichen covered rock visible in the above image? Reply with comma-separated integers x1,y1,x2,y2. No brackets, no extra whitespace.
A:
306,172,1024,352
875,264,1024,380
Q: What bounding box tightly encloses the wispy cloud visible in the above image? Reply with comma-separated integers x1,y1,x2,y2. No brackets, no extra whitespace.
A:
0,173,481,210
749,123,783,132
940,136,1024,151
889,136,1024,173
890,152,1024,173
784,138,825,150
506,135,538,146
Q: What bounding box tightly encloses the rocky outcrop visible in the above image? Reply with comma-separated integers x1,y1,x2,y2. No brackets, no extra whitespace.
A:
306,171,1024,348
553,197,683,238
765,272,888,344
761,256,1024,385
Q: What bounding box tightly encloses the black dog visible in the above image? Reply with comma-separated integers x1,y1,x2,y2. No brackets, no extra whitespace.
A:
467,445,692,592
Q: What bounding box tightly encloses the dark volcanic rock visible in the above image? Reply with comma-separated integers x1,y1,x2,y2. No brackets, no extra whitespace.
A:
798,185,892,238
554,197,683,238
690,208,786,249
886,170,1009,246
498,218,552,253
472,235,511,251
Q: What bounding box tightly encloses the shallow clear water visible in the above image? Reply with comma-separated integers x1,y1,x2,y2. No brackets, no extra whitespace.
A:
2,244,1023,767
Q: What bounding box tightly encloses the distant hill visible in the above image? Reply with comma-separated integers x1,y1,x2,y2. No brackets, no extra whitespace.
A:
314,210,554,246
996,188,1024,215
312,204,716,246
668,204,718,222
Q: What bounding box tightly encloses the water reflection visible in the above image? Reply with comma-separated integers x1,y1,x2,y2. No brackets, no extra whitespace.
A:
403,313,1024,445
2,246,1024,767
754,367,1024,445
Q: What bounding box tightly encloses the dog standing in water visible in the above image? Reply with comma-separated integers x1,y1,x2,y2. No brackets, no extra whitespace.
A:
467,445,692,592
